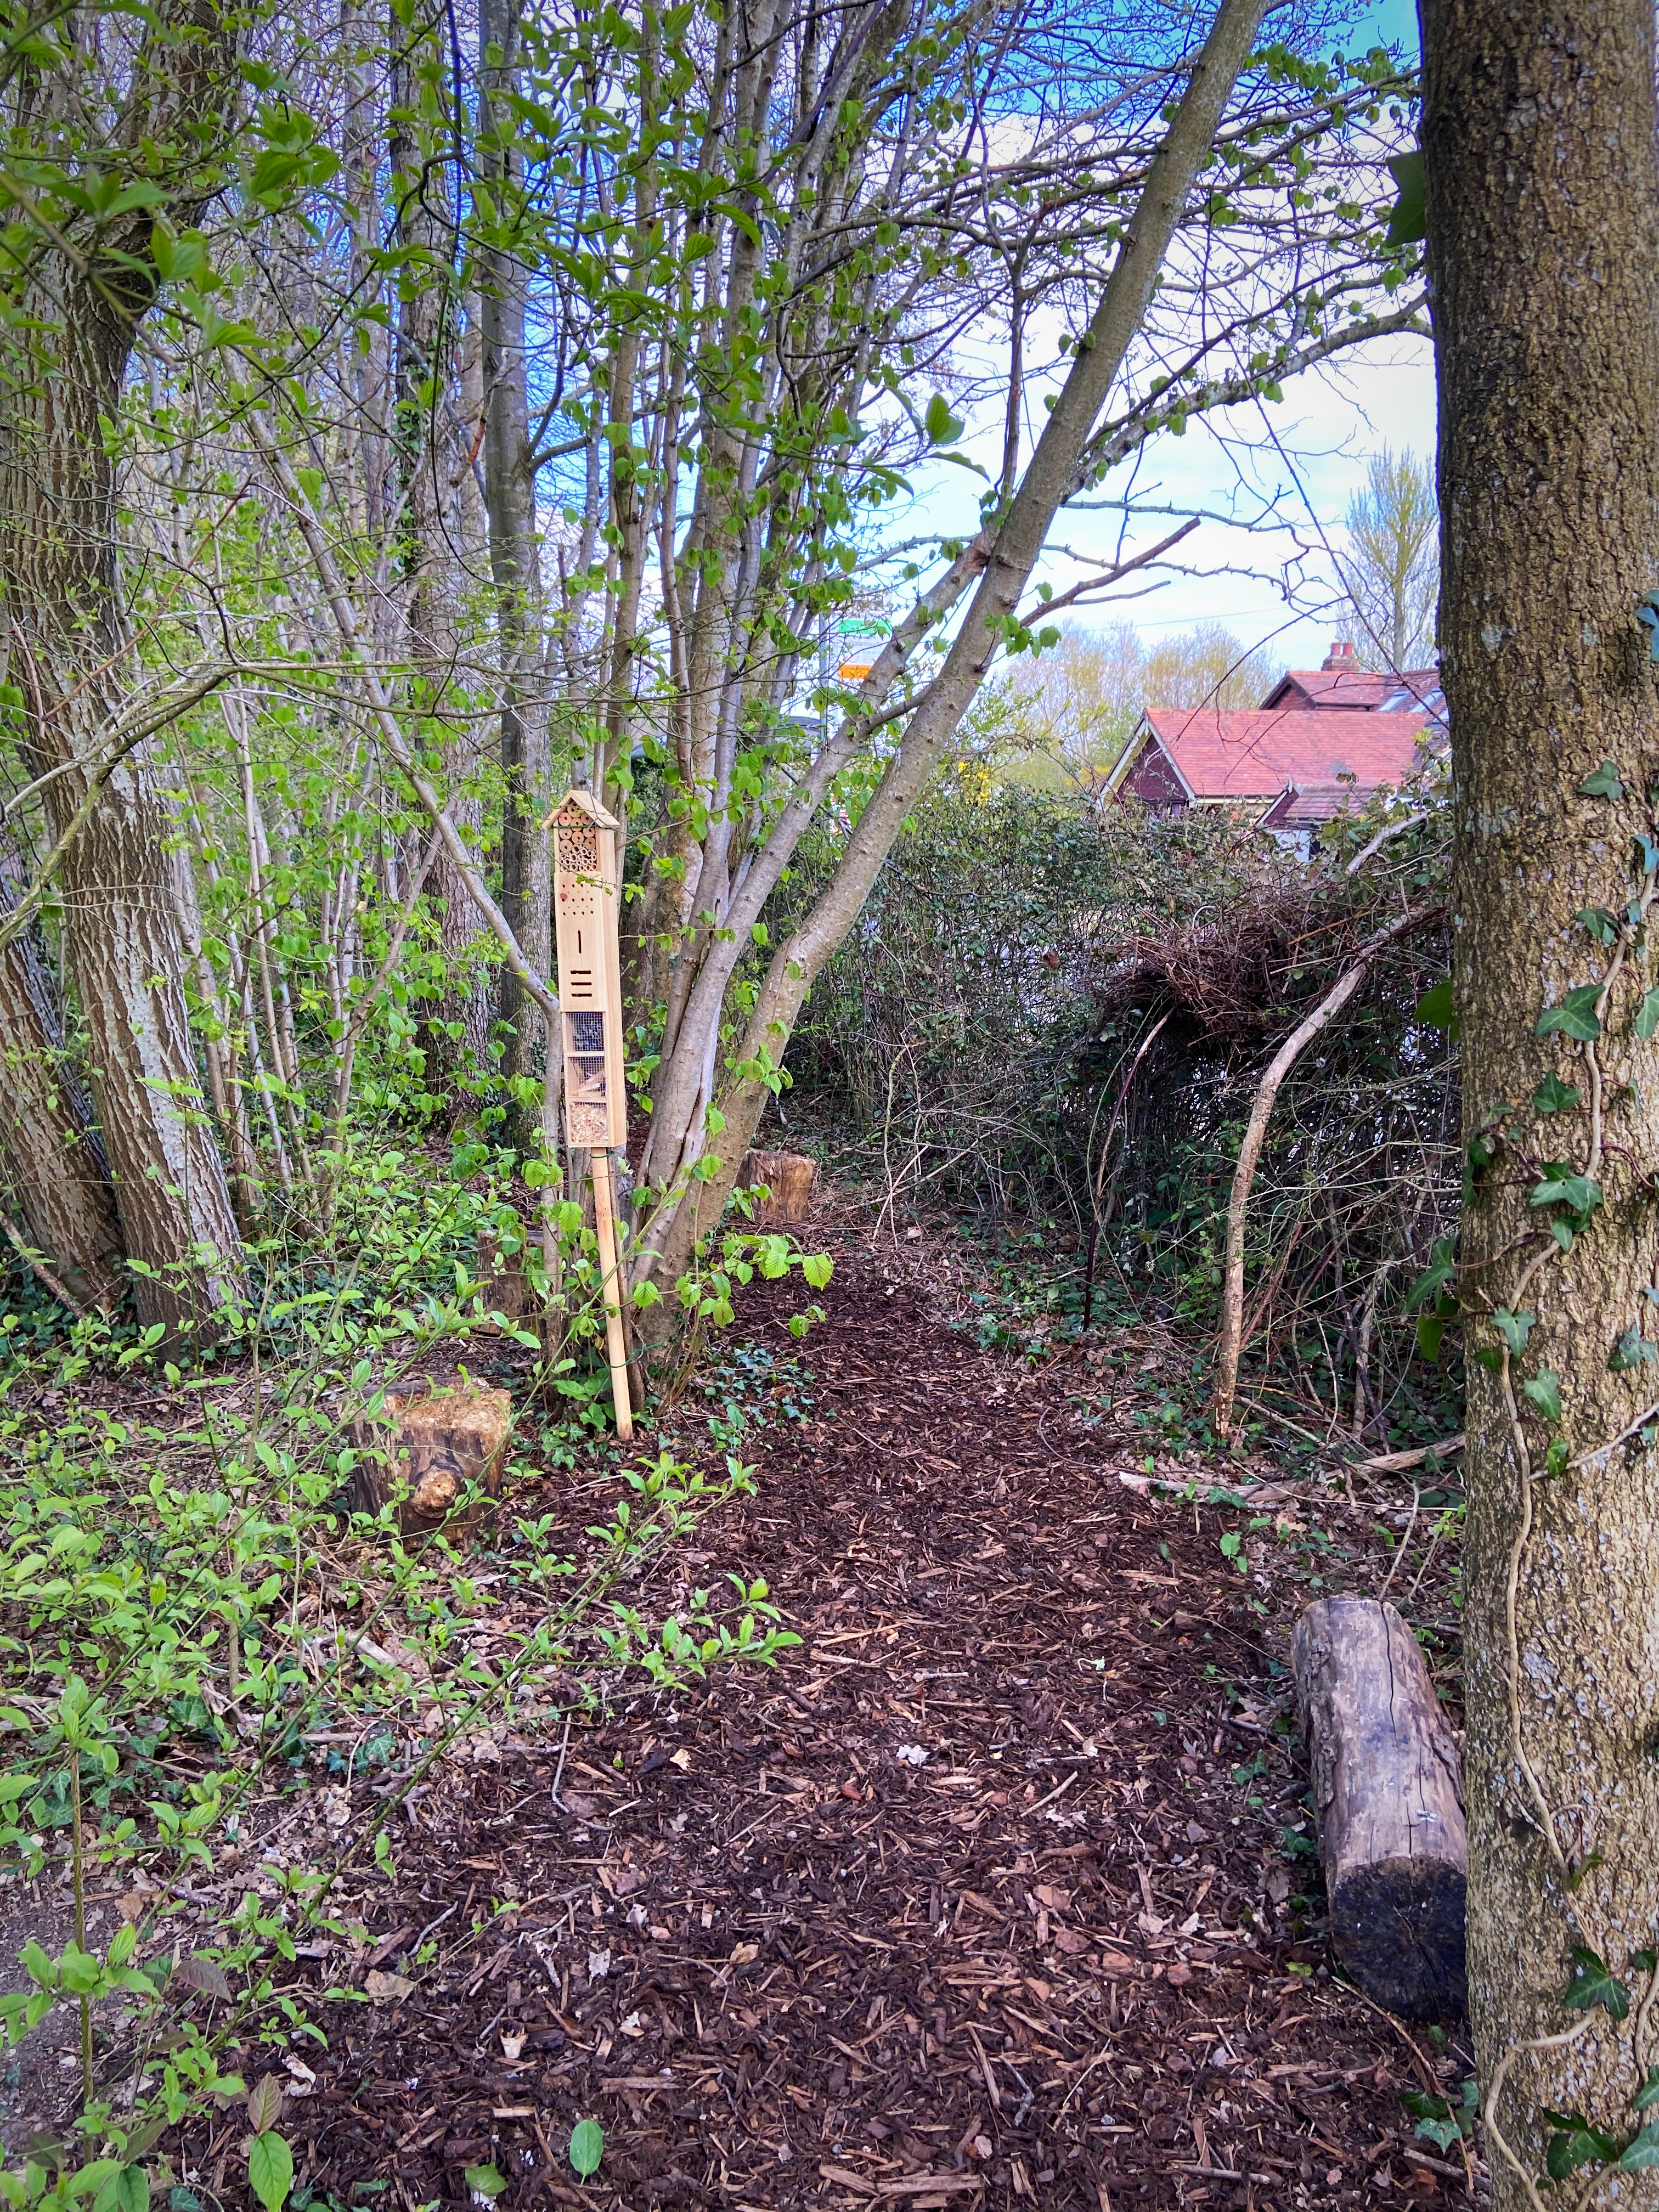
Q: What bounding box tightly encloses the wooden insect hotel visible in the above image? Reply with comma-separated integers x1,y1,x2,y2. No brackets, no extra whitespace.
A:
551,788,633,1439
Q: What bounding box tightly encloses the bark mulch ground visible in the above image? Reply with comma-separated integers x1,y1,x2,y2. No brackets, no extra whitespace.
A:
174,1228,1479,2211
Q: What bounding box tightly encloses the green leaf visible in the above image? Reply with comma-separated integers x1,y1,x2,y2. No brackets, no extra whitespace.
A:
800,1254,833,1290
1634,2066,1659,2115
463,2168,507,2200
1416,1312,1446,1362
247,2132,293,2212
1610,1324,1657,1373
1492,1308,1535,1357
923,393,964,446
1521,1370,1562,1425
1537,984,1603,1041
1532,1073,1582,1115
1545,2113,1617,2181
569,2117,605,2179
1531,1168,1602,1215
1619,2125,1659,2170
1638,988,1659,1043
92,2168,150,2212
1563,1945,1630,2022
1578,759,1624,799
1385,149,1424,247
1414,978,1458,1036
1404,1237,1458,1313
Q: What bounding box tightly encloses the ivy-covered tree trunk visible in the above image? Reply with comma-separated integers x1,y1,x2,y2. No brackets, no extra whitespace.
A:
1423,0,1659,2198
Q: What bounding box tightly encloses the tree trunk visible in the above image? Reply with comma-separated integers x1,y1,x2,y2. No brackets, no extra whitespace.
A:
0,0,244,1333
479,0,551,1115
636,0,1271,1315
0,878,122,1312
1423,0,1659,2197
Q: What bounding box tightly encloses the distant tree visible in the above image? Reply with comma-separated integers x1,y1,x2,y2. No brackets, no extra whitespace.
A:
1338,448,1438,671
978,622,1278,793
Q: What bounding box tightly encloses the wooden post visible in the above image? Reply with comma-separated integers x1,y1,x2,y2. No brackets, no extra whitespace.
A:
590,1146,633,1442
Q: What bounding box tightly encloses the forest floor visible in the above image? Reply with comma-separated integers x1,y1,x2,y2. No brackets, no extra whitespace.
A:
14,1198,1477,2210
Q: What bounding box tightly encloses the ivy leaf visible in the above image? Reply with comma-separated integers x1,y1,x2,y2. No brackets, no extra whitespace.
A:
1521,1370,1563,1425
1414,978,1458,1036
1537,984,1604,1041
569,2117,605,2178
1531,1167,1602,1215
1620,2126,1659,2170
1385,149,1424,246
1492,1308,1536,1357
1578,759,1625,799
1544,2113,1618,2181
1609,1324,1657,1373
1533,1072,1582,1115
1638,988,1659,1043
1550,1219,1576,1254
1404,1238,1458,1313
1639,595,1659,664
1563,1945,1631,2022
1577,906,1618,945
1634,2066,1659,2115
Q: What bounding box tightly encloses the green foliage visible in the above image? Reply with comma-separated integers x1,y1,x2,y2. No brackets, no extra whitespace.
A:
1536,985,1603,1042
1562,1945,1630,2023
568,2119,605,2179
247,2135,293,2212
1400,2078,1477,2152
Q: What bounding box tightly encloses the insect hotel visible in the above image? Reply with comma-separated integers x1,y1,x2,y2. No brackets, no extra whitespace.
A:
551,788,633,1440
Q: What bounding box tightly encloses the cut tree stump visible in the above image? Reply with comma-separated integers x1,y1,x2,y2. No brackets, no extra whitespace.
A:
1291,1595,1468,2021
738,1149,815,1224
349,1384,513,1537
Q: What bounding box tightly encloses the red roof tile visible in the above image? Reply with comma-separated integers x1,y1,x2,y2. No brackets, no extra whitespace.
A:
1133,708,1434,803
1261,666,1442,713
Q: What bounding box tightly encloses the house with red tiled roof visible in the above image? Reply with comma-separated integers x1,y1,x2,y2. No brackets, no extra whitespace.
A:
1105,639,1443,856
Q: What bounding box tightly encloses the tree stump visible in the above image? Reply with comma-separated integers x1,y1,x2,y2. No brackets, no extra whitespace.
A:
348,1384,513,1537
1292,1595,1468,2020
738,1149,816,1224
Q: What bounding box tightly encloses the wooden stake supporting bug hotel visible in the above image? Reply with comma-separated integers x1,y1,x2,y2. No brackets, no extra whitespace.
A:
551,789,633,1441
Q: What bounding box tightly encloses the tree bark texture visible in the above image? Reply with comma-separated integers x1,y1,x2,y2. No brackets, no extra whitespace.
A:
0,0,243,1331
1423,0,1659,2195
1293,1596,1468,2022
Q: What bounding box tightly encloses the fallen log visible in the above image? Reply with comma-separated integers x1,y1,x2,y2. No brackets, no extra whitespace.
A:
349,1383,513,1537
1291,1594,1468,2021
738,1149,816,1225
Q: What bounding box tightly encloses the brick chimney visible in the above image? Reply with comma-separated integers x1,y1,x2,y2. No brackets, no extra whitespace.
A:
1321,639,1358,672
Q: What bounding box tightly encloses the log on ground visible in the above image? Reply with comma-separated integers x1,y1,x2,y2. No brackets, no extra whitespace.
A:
1291,1594,1467,2020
